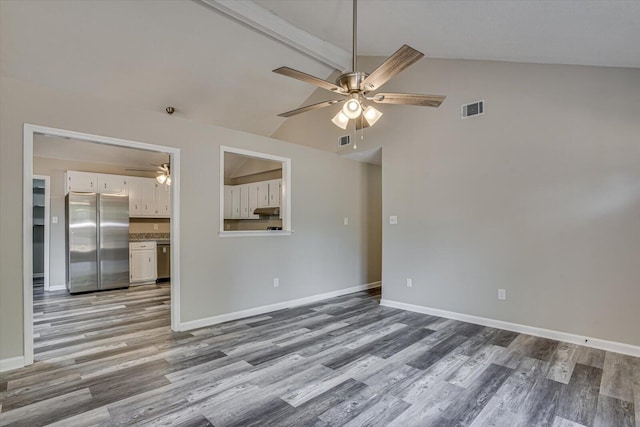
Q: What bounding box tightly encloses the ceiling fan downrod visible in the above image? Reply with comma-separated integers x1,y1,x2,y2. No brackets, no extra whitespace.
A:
352,0,357,73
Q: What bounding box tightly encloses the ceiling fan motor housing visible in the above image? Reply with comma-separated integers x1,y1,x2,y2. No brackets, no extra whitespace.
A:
336,72,368,93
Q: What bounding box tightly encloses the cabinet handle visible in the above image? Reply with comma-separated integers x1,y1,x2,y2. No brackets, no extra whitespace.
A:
104,182,107,189
135,204,138,209
149,257,151,263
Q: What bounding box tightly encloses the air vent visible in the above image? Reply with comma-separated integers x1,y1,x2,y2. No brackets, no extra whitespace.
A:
338,135,351,147
462,100,484,119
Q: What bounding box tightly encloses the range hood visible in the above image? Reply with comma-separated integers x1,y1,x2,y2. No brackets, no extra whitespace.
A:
253,207,280,216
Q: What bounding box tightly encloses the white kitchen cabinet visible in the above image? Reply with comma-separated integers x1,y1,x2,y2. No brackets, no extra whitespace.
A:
98,174,128,195
257,181,269,208
248,183,259,219
157,182,171,217
129,242,157,284
67,171,170,219
268,179,281,207
224,185,233,219
231,186,241,218
66,171,97,193
140,180,159,216
239,184,250,218
128,177,142,215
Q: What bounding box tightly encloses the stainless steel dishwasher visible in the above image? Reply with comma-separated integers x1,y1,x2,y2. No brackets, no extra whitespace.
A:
156,242,170,282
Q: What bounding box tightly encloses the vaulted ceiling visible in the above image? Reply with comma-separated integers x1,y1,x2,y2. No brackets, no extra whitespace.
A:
2,0,639,140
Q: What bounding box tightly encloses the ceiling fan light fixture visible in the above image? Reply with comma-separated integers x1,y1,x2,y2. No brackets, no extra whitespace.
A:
363,105,383,126
331,110,350,129
166,176,172,186
156,174,167,184
342,97,362,119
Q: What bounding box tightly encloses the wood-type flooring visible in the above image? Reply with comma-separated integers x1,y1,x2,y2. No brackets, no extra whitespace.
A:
0,283,638,426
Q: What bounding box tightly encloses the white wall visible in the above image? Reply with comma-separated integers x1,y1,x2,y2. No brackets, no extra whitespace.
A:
274,57,640,347
0,76,381,361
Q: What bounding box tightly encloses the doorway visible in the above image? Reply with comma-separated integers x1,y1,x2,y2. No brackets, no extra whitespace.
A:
23,124,181,366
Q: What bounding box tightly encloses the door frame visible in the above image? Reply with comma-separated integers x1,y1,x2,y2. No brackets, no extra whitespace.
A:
32,174,50,290
23,123,181,366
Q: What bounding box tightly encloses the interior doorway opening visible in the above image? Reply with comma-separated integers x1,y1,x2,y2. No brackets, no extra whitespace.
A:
23,124,181,366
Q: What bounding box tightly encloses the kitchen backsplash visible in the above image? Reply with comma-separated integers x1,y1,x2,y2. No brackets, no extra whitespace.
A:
129,218,171,233
129,233,170,242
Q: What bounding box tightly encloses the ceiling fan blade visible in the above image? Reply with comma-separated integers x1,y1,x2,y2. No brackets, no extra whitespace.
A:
355,115,371,131
273,67,346,94
371,93,446,107
360,45,424,91
278,99,344,118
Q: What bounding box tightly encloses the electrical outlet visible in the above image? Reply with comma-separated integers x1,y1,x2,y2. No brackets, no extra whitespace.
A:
389,216,398,225
498,289,506,300
153,224,159,231
406,278,412,288
273,278,279,288
343,217,349,225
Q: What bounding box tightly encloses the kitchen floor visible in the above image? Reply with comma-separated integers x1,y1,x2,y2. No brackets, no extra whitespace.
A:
0,285,638,426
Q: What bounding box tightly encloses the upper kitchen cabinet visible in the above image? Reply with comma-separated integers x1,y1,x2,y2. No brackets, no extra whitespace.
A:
128,177,142,215
98,174,128,195
66,171,97,193
66,171,128,195
67,171,170,218
157,181,171,217
129,177,170,218
267,179,281,207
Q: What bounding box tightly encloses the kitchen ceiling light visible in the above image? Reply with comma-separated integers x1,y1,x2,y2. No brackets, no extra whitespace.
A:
363,105,383,126
331,111,350,129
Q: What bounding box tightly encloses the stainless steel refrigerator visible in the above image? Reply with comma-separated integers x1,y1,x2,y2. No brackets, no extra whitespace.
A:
66,192,130,294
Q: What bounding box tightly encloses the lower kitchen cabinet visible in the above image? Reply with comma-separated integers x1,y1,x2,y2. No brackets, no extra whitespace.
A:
130,242,157,284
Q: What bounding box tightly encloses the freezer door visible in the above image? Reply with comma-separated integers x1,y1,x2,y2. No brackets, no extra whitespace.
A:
99,194,130,290
67,193,98,293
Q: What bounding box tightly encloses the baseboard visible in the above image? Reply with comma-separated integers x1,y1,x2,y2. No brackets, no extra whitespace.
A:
47,284,66,291
179,281,381,331
0,356,25,373
380,299,640,358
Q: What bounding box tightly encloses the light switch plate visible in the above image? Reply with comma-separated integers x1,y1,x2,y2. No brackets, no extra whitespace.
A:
389,216,398,225
52,216,58,224
154,224,159,231
343,217,349,225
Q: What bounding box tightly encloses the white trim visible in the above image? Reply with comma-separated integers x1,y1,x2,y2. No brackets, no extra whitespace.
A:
179,282,381,331
23,123,182,367
380,299,640,358
33,174,50,290
23,127,34,366
198,0,350,71
219,145,292,234
47,285,66,291
0,356,25,373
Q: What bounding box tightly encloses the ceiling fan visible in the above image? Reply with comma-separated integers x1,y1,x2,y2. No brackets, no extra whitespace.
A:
126,163,172,185
273,0,446,131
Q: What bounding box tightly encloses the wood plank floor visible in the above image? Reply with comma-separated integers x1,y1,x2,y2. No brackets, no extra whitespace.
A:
0,283,638,426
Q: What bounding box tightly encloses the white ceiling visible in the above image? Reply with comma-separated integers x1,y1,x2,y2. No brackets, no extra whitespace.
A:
2,0,639,142
34,134,170,171
260,0,640,68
